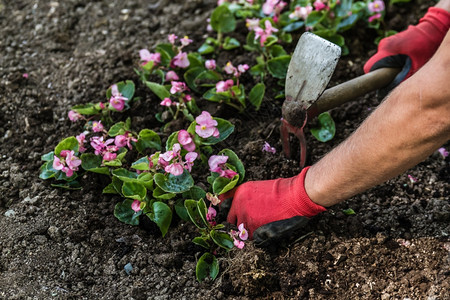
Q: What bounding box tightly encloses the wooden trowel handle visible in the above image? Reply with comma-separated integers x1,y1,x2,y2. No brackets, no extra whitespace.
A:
309,67,401,117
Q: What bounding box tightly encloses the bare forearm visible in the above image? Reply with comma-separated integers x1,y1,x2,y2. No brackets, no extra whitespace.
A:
305,31,450,207
436,0,450,12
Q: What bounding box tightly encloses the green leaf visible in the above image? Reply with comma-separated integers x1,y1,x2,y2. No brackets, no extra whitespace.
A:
108,121,128,137
337,0,353,17
184,67,204,92
54,137,79,156
202,88,231,102
223,37,240,50
131,157,151,171
195,70,222,87
197,198,209,228
210,5,236,33
267,55,291,79
245,31,259,51
103,182,119,194
106,80,135,100
196,253,219,282
210,230,234,250
41,151,54,161
137,172,154,190
112,168,140,182
71,103,100,115
305,11,325,27
145,81,170,100
154,169,194,193
187,52,204,68
114,199,141,225
249,64,265,77
192,237,210,249
39,161,56,180
147,201,172,237
182,186,206,201
218,149,245,184
343,208,356,215
198,43,216,55
122,181,147,201
175,199,190,222
336,14,359,32
212,175,239,195
282,21,304,32
310,112,336,142
156,43,175,67
81,153,110,175
153,186,176,200
248,83,265,111
270,45,287,58
185,199,207,229
136,129,161,153
51,181,82,190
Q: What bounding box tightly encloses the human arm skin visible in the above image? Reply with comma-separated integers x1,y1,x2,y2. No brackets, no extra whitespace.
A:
436,0,450,12
305,30,450,207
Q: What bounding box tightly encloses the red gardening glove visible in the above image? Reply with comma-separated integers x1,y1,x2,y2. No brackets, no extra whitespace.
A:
364,7,450,86
223,167,326,246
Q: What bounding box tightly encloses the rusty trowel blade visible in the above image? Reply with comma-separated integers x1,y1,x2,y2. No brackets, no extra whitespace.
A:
285,32,341,111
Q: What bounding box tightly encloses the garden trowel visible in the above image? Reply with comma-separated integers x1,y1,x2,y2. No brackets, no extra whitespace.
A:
281,32,400,168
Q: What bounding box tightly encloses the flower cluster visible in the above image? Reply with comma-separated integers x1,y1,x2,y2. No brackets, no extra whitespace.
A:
262,0,287,22
158,143,198,176
367,0,385,23
230,223,248,249
247,19,279,46
208,155,237,179
53,150,81,177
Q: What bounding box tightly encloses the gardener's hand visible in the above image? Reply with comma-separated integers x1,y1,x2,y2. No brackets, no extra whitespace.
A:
364,7,450,88
222,167,326,247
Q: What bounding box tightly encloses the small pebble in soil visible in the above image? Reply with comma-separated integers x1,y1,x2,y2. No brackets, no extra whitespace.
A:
124,263,133,275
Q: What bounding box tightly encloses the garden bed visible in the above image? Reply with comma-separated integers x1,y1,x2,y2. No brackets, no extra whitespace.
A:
0,0,448,299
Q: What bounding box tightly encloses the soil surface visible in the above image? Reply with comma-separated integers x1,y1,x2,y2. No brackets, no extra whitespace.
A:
1,0,449,299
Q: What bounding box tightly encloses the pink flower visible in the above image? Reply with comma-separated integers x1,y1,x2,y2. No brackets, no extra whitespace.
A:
23,73,29,79
223,61,237,75
184,95,192,102
208,155,229,173
160,97,173,106
180,36,193,46
206,18,213,32
178,130,196,151
289,5,313,20
168,34,178,44
314,0,327,10
205,59,216,70
172,52,190,68
90,136,115,156
53,156,64,171
165,162,184,176
238,223,248,240
217,0,227,5
109,84,129,111
195,111,219,138
407,174,418,184
368,13,382,22
115,135,127,148
131,200,141,212
246,18,260,31
103,152,117,161
165,71,179,82
237,64,249,74
234,239,245,249
139,49,161,66
262,0,279,15
368,0,385,13
76,132,87,153
206,193,221,206
184,151,198,172
262,141,276,154
438,147,449,158
170,81,187,94
264,19,278,36
92,121,104,132
68,110,82,122
65,150,81,170
216,79,234,93
206,206,217,225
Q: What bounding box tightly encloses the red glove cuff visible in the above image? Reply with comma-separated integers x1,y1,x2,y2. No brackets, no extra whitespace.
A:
284,166,327,218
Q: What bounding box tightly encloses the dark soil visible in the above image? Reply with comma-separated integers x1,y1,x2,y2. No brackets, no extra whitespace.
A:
1,0,448,299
